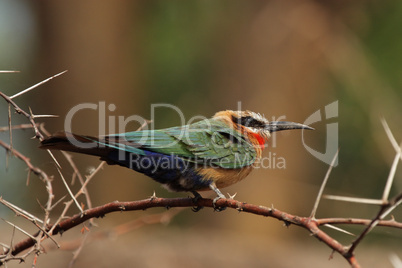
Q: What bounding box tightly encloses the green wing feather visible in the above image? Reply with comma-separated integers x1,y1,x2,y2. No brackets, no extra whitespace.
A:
105,119,257,168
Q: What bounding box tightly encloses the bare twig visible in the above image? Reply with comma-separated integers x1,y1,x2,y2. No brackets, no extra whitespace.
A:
0,123,41,132
323,224,355,236
316,217,402,228
381,118,401,156
323,195,383,205
7,103,12,149
9,70,67,99
382,145,401,202
310,149,339,218
0,70,20,73
0,198,43,224
56,168,83,214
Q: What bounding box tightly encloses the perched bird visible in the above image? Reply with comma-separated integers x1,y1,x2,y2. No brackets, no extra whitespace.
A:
40,110,313,208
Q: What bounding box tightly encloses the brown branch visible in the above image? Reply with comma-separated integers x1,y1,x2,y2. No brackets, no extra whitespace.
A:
5,196,402,267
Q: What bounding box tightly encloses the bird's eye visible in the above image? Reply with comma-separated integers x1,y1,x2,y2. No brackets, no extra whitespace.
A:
233,115,265,129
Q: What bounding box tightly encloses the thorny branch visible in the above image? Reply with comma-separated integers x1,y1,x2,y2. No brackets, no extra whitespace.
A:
3,196,402,267
0,73,401,268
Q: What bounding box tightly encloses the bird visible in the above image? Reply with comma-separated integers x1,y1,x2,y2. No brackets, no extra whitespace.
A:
40,110,313,209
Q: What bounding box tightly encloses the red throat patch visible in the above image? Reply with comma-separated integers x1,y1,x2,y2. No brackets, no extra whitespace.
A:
251,132,266,147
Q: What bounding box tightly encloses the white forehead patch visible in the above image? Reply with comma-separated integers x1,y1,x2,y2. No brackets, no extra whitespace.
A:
247,111,268,124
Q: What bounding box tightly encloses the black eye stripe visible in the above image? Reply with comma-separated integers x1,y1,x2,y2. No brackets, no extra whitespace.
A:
232,115,266,128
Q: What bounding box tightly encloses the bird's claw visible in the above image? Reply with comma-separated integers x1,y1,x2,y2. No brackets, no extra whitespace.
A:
212,191,228,212
212,196,226,211
191,206,203,212
191,191,204,212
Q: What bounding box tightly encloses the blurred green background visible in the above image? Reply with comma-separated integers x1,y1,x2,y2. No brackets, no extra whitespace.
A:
0,1,401,267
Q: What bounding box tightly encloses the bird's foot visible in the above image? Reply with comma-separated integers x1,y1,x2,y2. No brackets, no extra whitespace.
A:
212,196,226,212
209,183,227,212
191,191,204,212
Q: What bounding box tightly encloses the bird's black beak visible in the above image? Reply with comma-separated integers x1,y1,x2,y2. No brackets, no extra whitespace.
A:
265,121,314,133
